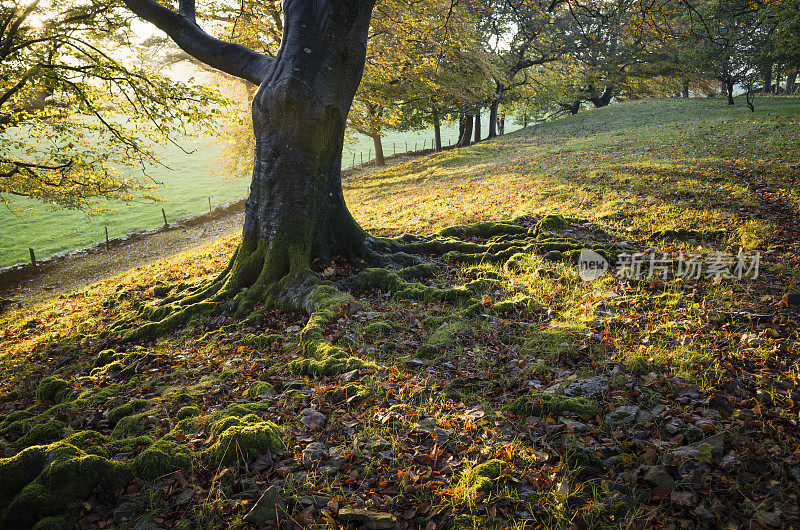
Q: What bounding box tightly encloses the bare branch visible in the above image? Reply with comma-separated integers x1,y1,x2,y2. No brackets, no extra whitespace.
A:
122,0,272,85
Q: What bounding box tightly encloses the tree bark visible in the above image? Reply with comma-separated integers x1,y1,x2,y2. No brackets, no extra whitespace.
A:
763,67,772,93
498,116,504,135
726,80,735,105
457,112,473,147
433,108,442,151
226,0,374,302
474,109,481,143
371,134,385,166
487,100,499,139
682,80,690,98
787,72,798,94
589,85,614,107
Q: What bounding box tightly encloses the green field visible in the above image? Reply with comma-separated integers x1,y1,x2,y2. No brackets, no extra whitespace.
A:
0,117,517,268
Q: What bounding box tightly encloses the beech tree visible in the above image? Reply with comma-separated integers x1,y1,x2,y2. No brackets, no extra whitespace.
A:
118,0,382,330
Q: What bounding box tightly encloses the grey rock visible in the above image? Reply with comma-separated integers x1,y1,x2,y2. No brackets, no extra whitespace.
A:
302,441,327,467
296,495,332,508
641,465,674,490
338,507,397,529
169,488,194,507
560,418,589,433
300,408,327,428
564,376,609,397
244,485,286,526
367,434,391,451
113,501,138,523
684,423,704,443
320,447,346,476
339,369,361,382
605,406,641,425
405,358,425,369
410,418,437,434
665,418,686,435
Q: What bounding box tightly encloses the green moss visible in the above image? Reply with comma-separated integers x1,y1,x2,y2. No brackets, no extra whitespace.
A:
89,360,124,377
459,458,505,494
241,333,284,349
0,389,20,403
108,399,151,426
439,221,528,239
504,253,530,272
17,421,66,448
112,412,150,438
542,250,565,262
93,348,121,368
130,438,192,481
530,214,568,236
492,295,541,316
503,393,598,417
365,321,394,337
0,442,129,529
418,321,466,358
176,405,201,420
36,377,70,404
201,421,282,467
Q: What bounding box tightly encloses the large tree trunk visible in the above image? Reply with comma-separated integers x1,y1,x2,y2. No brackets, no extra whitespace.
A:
590,85,614,107
497,115,504,135
225,0,374,305
433,108,442,151
474,109,481,142
682,80,690,98
457,112,473,147
787,72,798,94
371,134,385,166
726,80,735,105
488,100,498,138
763,67,772,93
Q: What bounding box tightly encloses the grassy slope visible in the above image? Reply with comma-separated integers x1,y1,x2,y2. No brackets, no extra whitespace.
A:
1,97,799,529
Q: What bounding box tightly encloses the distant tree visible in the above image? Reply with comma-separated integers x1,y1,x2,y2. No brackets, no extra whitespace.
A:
679,0,775,105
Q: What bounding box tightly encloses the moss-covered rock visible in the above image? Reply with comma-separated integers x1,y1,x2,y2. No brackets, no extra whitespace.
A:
93,348,121,368
459,459,505,495
17,421,67,448
107,399,151,426
365,321,394,337
503,393,598,417
130,438,193,481
202,421,282,467
0,442,129,528
35,377,70,404
245,381,275,399
112,412,150,438
529,214,578,237
176,405,201,420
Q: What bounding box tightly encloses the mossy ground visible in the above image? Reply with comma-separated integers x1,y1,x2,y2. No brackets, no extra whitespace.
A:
1,98,800,528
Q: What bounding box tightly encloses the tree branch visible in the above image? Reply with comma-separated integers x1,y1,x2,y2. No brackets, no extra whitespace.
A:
122,0,272,85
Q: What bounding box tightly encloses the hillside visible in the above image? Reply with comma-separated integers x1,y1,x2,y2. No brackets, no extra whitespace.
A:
1,97,799,529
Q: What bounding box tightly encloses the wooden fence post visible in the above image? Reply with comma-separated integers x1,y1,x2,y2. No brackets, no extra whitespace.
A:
29,248,37,269
208,197,212,213
105,227,109,250
162,208,168,227
352,153,356,166
405,141,408,152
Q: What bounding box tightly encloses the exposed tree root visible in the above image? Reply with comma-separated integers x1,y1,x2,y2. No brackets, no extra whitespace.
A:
110,214,605,376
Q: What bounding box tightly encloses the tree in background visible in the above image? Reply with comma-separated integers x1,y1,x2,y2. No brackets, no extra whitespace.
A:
679,0,775,105
0,0,222,212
